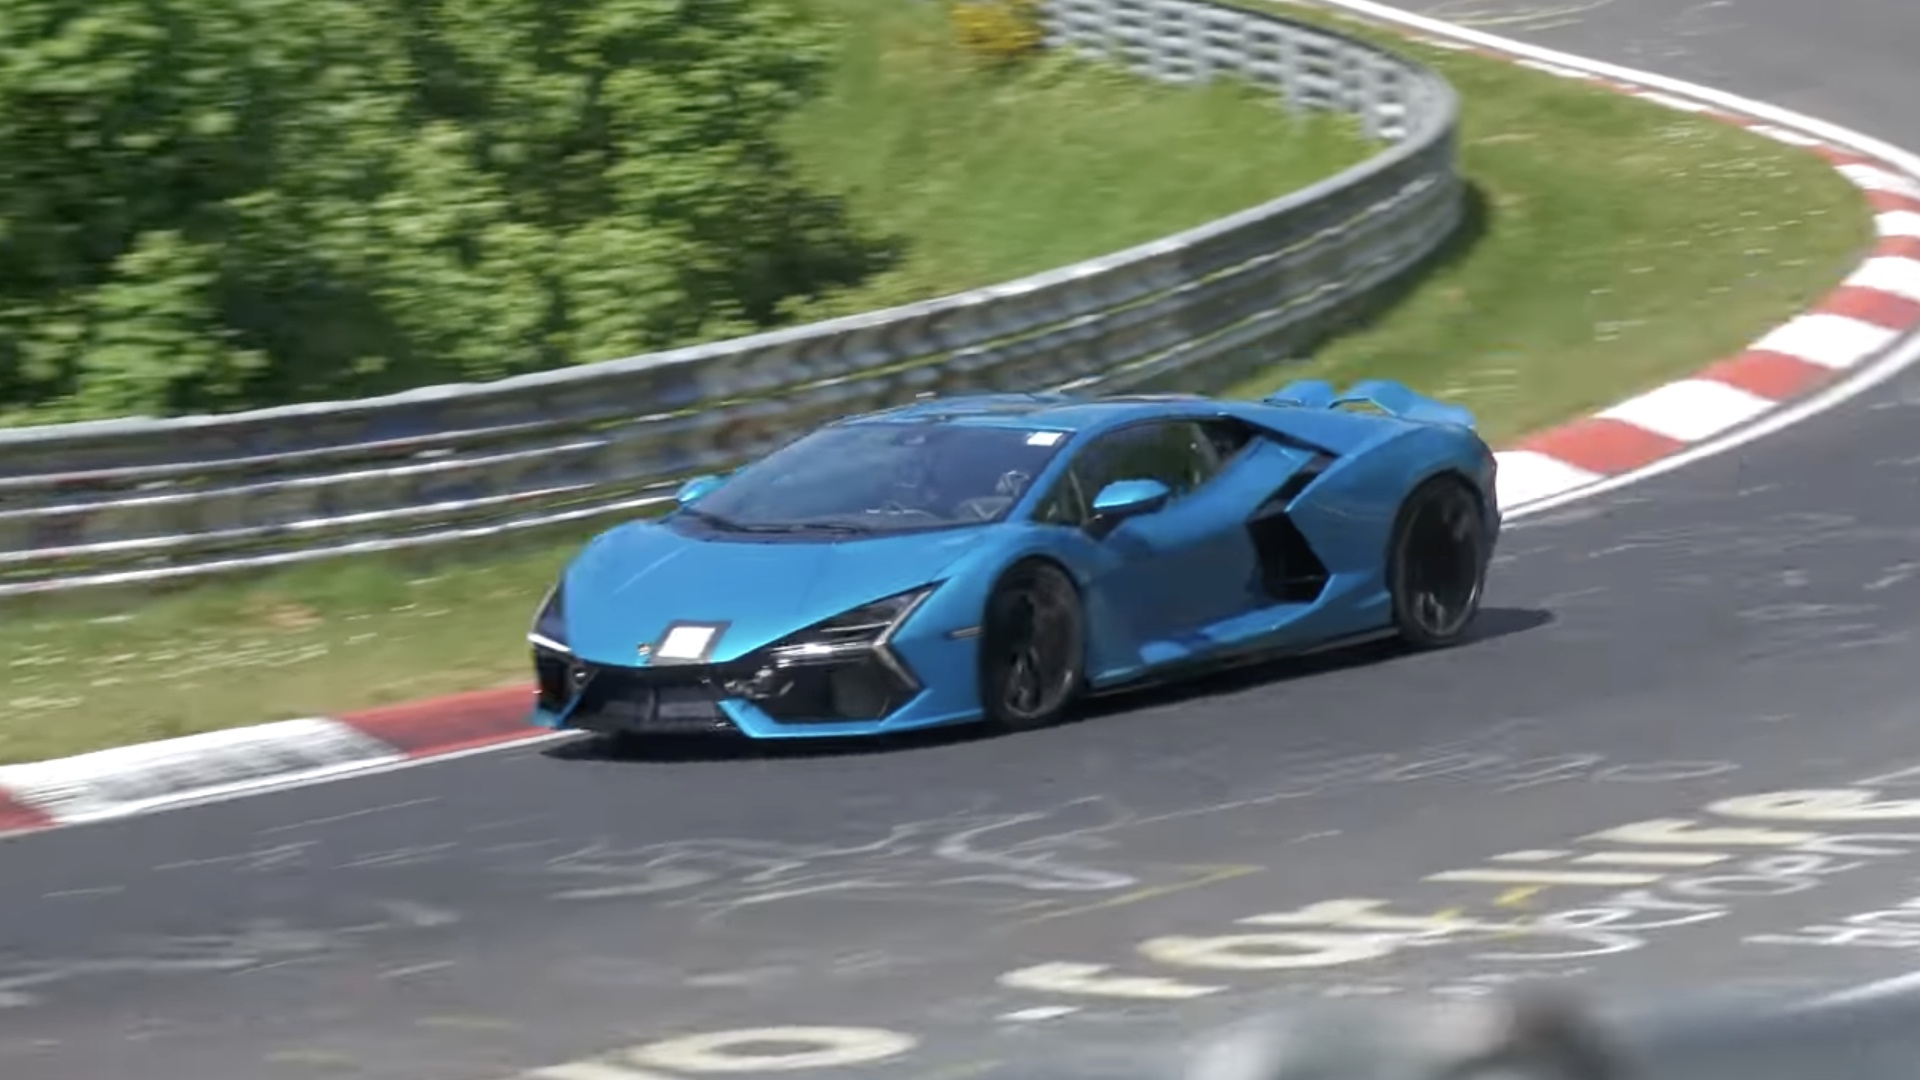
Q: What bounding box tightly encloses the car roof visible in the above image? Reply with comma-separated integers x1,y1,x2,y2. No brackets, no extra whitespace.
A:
839,392,1218,434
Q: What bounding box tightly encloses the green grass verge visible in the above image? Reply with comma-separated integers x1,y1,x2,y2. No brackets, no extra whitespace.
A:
0,2,1874,764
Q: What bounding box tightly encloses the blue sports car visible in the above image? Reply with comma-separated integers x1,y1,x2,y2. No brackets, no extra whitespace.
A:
527,381,1500,742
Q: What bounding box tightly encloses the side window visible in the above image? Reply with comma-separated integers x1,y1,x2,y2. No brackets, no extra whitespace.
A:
1198,418,1256,464
1034,421,1226,526
1031,469,1086,526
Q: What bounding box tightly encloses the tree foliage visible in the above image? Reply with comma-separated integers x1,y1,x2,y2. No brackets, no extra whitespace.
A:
0,0,886,422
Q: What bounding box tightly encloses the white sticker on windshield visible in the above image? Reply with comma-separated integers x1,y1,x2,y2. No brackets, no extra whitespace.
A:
1026,431,1065,446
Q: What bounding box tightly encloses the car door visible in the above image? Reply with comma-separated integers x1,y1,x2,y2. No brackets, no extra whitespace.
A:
1035,419,1259,655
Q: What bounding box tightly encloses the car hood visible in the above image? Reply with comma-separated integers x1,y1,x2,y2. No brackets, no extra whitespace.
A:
558,521,985,665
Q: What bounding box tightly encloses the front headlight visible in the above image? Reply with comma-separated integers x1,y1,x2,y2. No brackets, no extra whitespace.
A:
765,585,933,666
528,582,569,653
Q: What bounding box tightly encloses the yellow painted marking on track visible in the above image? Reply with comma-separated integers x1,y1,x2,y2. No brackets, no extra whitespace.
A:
901,1060,1004,1080
1427,867,1664,886
1495,885,1544,908
1431,902,1537,938
1012,865,1264,927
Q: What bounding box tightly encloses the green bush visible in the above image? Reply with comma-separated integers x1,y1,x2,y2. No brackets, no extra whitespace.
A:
0,0,888,423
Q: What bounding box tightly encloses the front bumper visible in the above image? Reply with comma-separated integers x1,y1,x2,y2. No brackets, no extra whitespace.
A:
528,642,978,739
544,657,744,737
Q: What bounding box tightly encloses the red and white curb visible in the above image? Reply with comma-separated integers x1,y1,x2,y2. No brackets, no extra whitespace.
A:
0,687,538,836
7,0,1920,839
1490,80,1920,510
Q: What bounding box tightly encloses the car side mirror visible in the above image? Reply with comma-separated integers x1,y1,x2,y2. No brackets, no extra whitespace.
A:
1087,478,1171,535
675,474,725,507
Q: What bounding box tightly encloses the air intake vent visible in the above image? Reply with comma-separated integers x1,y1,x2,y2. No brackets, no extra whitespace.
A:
1245,511,1330,604
1270,451,1337,506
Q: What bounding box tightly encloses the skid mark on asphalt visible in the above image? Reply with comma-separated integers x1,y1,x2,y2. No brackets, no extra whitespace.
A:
1410,0,1744,72
41,886,122,900
379,960,456,981
259,797,440,834
1010,865,1266,927
416,1015,521,1032
0,740,1759,1009
1415,0,1616,32
0,899,465,1010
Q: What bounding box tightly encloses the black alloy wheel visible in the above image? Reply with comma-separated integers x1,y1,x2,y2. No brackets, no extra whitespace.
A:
1388,473,1490,649
979,560,1086,732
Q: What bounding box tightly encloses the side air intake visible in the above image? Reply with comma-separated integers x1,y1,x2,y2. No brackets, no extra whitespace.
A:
1246,492,1331,604
1268,450,1336,506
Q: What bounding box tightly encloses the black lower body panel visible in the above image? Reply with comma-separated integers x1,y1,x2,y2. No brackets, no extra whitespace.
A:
568,666,742,737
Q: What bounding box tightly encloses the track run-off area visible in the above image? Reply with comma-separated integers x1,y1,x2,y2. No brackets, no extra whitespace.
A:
9,2,1920,1079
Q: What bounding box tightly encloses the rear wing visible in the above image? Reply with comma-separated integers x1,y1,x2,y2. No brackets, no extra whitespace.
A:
1263,378,1476,430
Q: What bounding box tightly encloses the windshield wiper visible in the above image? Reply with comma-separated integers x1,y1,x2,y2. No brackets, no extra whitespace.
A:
679,508,873,536
678,507,748,531
730,521,871,536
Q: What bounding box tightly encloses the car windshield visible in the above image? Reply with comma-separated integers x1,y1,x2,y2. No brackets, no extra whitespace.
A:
677,421,1071,535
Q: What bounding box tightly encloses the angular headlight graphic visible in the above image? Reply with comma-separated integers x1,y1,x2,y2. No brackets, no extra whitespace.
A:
724,585,936,722
528,582,569,654
764,586,933,667
528,581,584,713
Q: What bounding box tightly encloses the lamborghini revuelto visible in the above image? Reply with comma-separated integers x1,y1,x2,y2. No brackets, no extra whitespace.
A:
527,382,1501,741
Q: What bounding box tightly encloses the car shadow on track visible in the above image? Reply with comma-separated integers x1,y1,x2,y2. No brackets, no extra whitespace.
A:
543,605,1553,764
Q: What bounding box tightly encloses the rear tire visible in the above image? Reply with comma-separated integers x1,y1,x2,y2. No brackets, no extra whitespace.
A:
1387,474,1490,649
978,560,1086,732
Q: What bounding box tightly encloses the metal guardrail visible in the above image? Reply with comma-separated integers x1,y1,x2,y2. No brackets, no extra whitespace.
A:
0,0,1462,596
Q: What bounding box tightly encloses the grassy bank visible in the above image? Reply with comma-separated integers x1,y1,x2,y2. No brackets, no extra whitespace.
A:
0,0,1379,764
1232,1,1872,443
779,0,1379,317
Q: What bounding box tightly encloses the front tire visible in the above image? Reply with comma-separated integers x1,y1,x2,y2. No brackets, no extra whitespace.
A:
978,560,1086,732
1387,473,1490,649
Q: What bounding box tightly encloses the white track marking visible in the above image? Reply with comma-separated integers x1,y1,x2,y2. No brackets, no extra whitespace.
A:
1000,1006,1082,1022
1493,451,1604,510
1879,211,1920,236
1595,379,1775,443
1846,257,1920,302
1807,968,1920,1008
1838,164,1920,199
1749,314,1900,370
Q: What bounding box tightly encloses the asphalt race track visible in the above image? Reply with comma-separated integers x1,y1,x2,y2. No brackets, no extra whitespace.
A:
8,4,1920,1080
